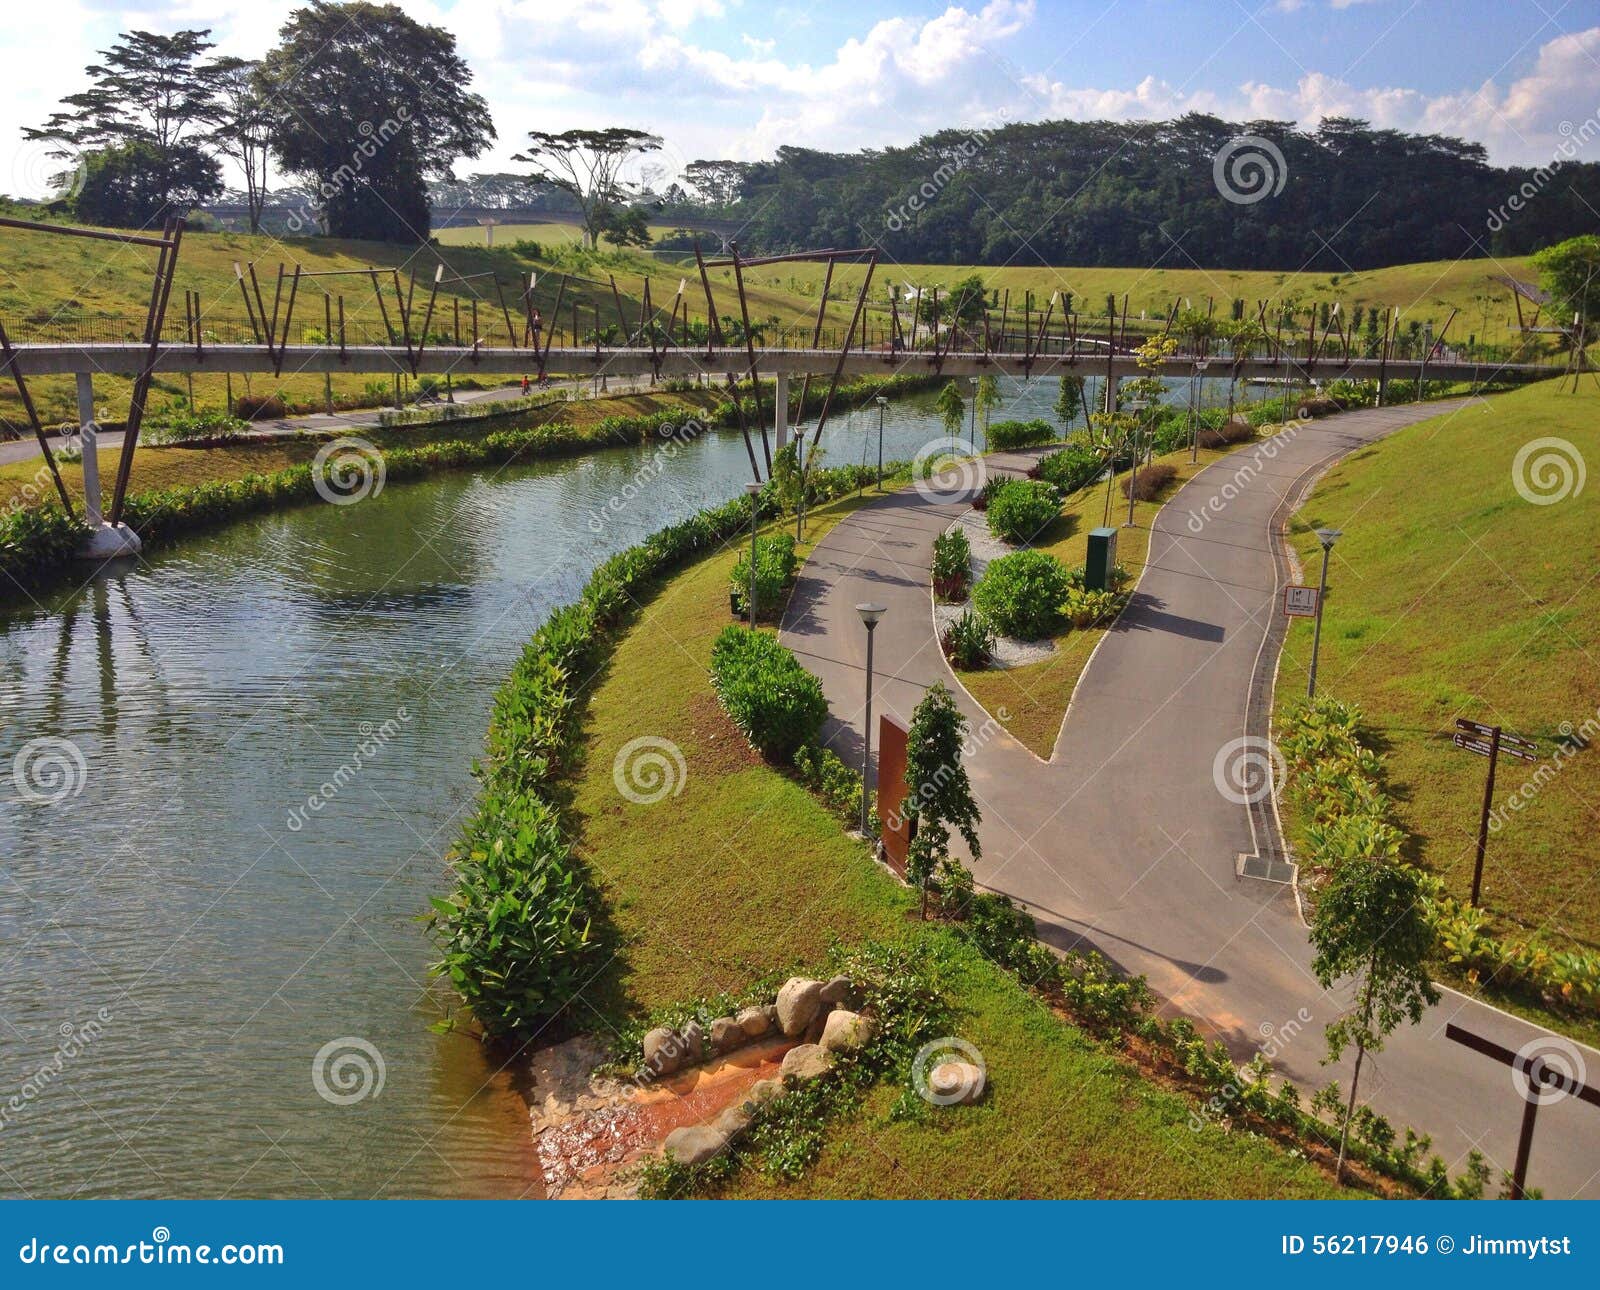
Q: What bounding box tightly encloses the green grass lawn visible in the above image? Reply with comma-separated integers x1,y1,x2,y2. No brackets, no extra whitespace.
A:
956,440,1257,758
1276,379,1600,957
563,487,1349,1197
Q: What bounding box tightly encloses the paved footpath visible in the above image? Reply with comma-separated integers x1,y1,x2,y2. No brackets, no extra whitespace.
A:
781,402,1600,1198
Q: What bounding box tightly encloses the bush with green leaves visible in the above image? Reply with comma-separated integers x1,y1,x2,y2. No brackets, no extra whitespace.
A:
972,549,1071,639
1032,443,1102,494
985,478,1061,544
710,625,829,760
793,741,862,825
986,417,1057,450
730,532,798,619
930,526,972,600
941,609,993,669
1062,586,1124,629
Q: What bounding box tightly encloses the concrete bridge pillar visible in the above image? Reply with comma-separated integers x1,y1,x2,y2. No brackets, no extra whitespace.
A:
74,371,142,560
774,371,789,452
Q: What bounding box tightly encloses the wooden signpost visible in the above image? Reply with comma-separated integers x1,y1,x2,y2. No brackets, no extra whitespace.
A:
1444,1022,1600,1198
1454,718,1540,906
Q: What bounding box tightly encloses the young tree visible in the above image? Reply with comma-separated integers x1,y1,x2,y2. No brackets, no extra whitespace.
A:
1532,235,1600,325
1309,856,1439,1181
515,128,662,249
1053,374,1085,432
903,682,982,918
208,58,271,234
936,379,966,439
975,374,1001,445
25,27,225,221
260,1,495,242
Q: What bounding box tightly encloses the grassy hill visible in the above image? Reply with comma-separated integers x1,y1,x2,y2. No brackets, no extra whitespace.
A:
1276,378,1600,959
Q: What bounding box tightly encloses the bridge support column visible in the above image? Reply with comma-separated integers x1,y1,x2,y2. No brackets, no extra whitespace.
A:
73,371,141,560
774,371,789,452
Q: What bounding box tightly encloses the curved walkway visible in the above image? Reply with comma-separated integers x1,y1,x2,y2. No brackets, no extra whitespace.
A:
781,402,1600,1198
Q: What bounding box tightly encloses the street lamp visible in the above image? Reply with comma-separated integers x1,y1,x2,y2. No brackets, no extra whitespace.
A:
874,395,888,491
1122,397,1152,527
744,481,763,626
1190,359,1209,464
856,602,887,836
1306,527,1342,699
967,375,980,453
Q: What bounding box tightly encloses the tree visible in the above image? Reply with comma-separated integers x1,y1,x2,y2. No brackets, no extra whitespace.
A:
598,204,653,248
515,128,662,249
73,140,218,227
1532,235,1600,326
260,1,494,242
681,159,749,210
903,682,982,917
1054,374,1085,432
975,374,1001,443
26,27,225,221
1309,857,1439,1181
936,380,966,439
208,58,271,234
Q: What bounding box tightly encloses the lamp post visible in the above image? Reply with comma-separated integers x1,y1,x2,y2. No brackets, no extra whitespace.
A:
874,395,887,491
856,603,887,836
967,376,979,453
1123,397,1152,527
1306,527,1342,699
1190,359,1209,464
744,481,763,626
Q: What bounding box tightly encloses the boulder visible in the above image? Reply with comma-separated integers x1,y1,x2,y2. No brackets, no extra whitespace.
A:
775,978,824,1037
713,1103,754,1139
779,1043,834,1084
680,1019,706,1065
709,1016,744,1054
735,1006,770,1038
744,1077,782,1107
642,1026,681,1076
662,1125,726,1166
818,975,857,1006
819,1009,876,1054
928,1060,986,1104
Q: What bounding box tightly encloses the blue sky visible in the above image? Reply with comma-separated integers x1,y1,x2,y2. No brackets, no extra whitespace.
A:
5,0,1598,198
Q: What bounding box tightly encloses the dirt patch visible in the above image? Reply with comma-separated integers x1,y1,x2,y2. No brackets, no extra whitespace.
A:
685,690,763,776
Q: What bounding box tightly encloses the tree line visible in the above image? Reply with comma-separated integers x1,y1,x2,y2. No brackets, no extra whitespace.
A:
660,116,1600,270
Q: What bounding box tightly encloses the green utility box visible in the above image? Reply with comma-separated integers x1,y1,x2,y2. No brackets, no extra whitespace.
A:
1085,526,1119,591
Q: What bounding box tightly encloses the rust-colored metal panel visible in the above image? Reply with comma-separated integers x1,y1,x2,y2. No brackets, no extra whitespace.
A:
877,713,911,877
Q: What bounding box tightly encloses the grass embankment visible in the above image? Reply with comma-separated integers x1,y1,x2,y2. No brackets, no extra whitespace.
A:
955,439,1272,758
567,489,1347,1198
0,385,725,510
1274,380,1600,1009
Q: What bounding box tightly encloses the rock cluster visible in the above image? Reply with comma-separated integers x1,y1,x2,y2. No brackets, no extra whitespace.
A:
657,975,875,1168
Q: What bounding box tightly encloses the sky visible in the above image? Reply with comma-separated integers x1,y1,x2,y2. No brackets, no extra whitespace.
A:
5,0,1599,197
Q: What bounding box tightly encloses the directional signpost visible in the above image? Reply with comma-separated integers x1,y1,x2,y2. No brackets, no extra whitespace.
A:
1454,718,1540,906
1444,1023,1600,1198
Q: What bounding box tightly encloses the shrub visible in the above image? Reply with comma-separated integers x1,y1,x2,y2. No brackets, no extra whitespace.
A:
730,532,798,619
234,392,288,420
985,479,1061,544
1063,586,1124,628
1121,461,1178,501
941,609,993,669
986,417,1057,450
1032,444,1101,495
930,527,972,600
793,742,862,824
710,625,828,760
1197,416,1256,447
972,549,1070,639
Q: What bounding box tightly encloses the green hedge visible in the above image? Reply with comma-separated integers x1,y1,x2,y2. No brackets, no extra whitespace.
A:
710,624,828,760
972,549,1071,640
984,479,1061,544
987,417,1057,450
1031,443,1102,495
730,532,798,620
